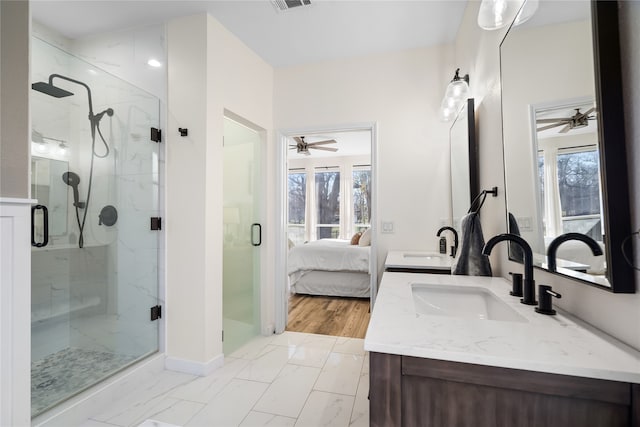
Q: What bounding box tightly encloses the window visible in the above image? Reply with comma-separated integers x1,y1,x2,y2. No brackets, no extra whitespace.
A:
315,168,340,239
556,148,602,240
288,171,306,245
352,166,371,233
538,145,602,241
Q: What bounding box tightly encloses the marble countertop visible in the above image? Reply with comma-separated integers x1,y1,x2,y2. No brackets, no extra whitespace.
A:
364,272,640,383
384,251,453,270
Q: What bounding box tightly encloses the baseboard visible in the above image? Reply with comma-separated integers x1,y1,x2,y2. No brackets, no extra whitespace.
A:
165,353,224,376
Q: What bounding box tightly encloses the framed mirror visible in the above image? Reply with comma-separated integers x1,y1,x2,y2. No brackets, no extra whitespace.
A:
500,1,634,292
450,98,479,232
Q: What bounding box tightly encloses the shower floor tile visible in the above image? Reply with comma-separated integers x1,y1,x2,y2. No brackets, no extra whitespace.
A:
31,347,137,416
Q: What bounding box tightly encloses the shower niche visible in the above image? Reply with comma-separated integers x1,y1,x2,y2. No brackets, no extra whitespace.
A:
30,36,161,417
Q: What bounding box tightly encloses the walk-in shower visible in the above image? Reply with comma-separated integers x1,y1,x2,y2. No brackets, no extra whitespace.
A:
30,37,161,417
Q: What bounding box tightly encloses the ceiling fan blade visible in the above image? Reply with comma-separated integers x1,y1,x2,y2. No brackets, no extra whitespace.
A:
579,107,596,118
307,139,337,146
293,136,303,144
559,123,572,133
536,118,571,123
310,146,338,152
537,122,567,132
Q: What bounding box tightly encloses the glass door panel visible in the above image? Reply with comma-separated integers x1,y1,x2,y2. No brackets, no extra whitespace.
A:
30,36,160,417
223,116,262,355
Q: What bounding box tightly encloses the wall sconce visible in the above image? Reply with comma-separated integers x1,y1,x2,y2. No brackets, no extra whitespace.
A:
477,0,538,31
31,130,69,158
439,68,469,122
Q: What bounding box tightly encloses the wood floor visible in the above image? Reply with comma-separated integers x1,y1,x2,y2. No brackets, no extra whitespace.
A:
286,294,370,339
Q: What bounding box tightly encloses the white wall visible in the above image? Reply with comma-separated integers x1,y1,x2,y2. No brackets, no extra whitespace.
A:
166,14,274,368
275,46,455,279
455,1,640,350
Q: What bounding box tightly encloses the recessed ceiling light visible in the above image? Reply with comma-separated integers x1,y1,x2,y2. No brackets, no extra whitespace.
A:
147,59,162,68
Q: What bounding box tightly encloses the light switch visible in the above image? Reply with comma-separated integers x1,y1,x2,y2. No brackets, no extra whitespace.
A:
381,221,394,233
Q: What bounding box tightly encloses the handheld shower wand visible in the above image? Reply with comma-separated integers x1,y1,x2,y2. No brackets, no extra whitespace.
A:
62,171,84,209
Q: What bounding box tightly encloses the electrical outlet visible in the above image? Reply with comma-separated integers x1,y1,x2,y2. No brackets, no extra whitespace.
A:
517,216,533,232
381,221,395,234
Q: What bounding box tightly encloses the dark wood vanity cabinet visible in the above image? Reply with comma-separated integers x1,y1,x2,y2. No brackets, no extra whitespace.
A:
370,352,640,427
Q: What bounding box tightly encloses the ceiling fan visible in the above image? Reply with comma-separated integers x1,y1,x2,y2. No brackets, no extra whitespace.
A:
536,107,597,134
289,136,338,155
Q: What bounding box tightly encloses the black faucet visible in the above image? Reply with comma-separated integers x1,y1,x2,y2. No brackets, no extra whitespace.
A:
437,226,459,258
482,233,537,305
546,233,603,272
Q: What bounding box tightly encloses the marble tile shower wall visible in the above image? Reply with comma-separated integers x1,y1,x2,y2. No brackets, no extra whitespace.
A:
31,246,109,356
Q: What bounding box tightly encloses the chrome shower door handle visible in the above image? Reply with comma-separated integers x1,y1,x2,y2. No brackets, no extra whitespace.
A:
251,223,262,247
31,204,49,247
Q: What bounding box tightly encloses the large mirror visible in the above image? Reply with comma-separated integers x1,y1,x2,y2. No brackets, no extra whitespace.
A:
500,1,634,292
450,98,478,232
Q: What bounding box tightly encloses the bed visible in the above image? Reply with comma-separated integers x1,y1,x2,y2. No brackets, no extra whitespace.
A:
287,238,371,297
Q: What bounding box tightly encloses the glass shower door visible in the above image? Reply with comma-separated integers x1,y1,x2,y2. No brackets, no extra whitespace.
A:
223,115,263,355
30,37,160,417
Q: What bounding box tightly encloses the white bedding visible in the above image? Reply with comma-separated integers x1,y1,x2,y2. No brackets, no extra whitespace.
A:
287,239,370,275
287,239,371,297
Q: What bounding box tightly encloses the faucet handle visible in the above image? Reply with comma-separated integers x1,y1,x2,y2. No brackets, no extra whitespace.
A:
535,285,562,315
508,272,523,297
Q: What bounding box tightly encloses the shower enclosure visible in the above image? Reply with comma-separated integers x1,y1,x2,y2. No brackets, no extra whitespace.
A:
30,37,161,417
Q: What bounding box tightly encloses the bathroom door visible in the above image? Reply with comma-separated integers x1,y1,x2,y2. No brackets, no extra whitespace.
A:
223,114,263,355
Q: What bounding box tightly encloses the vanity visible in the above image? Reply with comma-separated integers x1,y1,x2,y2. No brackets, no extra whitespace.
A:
365,272,640,427
384,250,452,274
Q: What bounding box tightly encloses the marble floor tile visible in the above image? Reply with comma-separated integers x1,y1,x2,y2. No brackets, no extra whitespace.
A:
295,391,355,427
186,379,269,427
79,420,120,427
349,372,369,427
239,411,297,427
299,334,337,351
269,331,311,347
288,345,331,368
137,420,182,427
133,398,204,427
91,371,197,425
236,345,294,383
253,364,321,418
230,334,277,360
169,356,249,403
332,338,365,356
313,353,364,396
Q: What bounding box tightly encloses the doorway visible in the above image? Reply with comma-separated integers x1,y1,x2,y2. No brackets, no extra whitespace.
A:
275,124,378,335
222,113,265,355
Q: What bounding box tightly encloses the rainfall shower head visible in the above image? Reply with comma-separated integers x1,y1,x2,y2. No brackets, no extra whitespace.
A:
32,81,74,98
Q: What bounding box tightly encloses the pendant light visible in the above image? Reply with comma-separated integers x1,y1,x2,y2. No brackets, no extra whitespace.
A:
477,0,538,31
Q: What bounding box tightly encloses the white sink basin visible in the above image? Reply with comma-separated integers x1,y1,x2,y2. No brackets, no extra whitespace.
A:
411,283,527,323
403,253,444,260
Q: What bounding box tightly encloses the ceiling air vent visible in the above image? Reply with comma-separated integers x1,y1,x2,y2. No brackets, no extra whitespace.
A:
270,0,312,12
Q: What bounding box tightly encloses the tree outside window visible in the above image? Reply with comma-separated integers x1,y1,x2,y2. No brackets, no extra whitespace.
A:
288,172,306,244
557,149,602,240
353,167,371,233
315,169,340,239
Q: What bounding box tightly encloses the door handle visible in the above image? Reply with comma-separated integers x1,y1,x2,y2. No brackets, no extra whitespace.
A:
251,223,262,246
31,205,49,247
